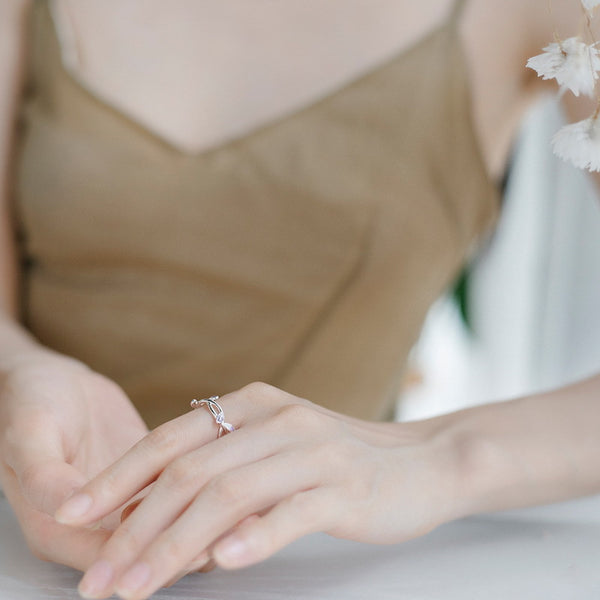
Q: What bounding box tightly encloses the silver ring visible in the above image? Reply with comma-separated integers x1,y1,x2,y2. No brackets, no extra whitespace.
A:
190,396,235,438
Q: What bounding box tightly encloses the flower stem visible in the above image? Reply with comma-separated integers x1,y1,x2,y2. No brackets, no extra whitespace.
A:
549,0,562,45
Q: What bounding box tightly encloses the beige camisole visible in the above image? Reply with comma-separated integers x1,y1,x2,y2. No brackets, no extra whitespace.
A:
13,0,498,428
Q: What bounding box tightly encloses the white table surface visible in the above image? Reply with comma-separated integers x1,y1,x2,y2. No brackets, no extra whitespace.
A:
1,488,600,599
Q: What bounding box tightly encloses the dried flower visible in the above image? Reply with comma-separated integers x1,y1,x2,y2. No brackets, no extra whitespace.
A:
582,0,600,11
526,36,600,97
552,114,600,171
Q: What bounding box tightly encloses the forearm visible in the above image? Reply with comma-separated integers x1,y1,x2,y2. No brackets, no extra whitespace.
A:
427,374,600,519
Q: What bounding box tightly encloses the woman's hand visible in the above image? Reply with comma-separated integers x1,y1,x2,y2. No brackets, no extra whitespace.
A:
56,382,461,600
0,351,149,570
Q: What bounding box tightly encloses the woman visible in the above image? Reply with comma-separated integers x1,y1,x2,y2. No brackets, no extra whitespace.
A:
1,1,599,599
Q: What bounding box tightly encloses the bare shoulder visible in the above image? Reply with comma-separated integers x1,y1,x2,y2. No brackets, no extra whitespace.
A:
457,0,584,178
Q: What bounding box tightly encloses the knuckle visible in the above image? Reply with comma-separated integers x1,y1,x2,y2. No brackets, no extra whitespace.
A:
94,469,121,500
3,416,46,459
143,424,181,456
242,381,273,394
159,455,199,492
90,372,126,397
276,403,321,430
108,526,144,559
287,493,319,526
207,474,244,506
161,536,188,564
241,381,278,403
316,440,354,470
348,475,374,505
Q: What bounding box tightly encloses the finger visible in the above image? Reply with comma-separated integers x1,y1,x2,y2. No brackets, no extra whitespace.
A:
3,419,87,515
197,558,217,573
187,550,212,573
120,499,142,523
185,516,259,577
55,393,253,527
171,517,259,582
119,484,158,525
162,551,212,588
212,489,336,569
198,515,260,574
31,516,113,571
78,428,288,598
111,452,320,600
0,466,112,572
21,460,87,516
162,573,187,589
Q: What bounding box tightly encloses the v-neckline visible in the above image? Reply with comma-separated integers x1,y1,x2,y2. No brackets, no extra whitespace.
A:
46,2,458,159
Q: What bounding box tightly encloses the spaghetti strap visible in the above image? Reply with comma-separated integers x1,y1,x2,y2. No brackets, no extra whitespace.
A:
449,0,469,21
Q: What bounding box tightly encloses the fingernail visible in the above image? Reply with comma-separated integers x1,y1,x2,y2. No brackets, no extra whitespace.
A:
215,536,248,566
55,493,93,524
116,562,152,597
78,560,114,599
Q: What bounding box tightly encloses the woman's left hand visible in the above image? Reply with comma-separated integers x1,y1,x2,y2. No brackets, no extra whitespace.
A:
55,382,460,600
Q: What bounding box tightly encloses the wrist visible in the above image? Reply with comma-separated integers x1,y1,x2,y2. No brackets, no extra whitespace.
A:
401,408,512,525
424,412,491,521
0,314,40,352
0,316,82,377
409,414,475,525
378,415,474,528
419,403,533,521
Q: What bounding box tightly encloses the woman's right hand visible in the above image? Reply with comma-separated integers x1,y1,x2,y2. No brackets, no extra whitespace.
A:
0,351,149,570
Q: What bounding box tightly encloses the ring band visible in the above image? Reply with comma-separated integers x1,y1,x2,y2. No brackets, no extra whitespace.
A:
191,396,236,438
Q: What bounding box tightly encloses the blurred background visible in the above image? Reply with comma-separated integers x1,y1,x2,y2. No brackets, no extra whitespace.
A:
398,95,600,421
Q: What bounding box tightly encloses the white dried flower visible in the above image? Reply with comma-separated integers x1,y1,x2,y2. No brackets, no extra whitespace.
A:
582,0,600,11
552,114,600,171
526,37,600,97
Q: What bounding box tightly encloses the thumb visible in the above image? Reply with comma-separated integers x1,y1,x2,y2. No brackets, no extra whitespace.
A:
4,422,87,515
19,459,87,516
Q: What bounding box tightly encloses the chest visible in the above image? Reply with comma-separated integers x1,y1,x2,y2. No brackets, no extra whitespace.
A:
51,0,458,154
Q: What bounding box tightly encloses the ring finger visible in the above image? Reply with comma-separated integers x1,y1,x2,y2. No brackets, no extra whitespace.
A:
112,450,321,600
55,392,266,528
77,424,289,598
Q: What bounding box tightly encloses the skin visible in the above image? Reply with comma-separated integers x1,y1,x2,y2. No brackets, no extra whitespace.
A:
1,0,600,598
0,345,148,569
58,376,600,599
